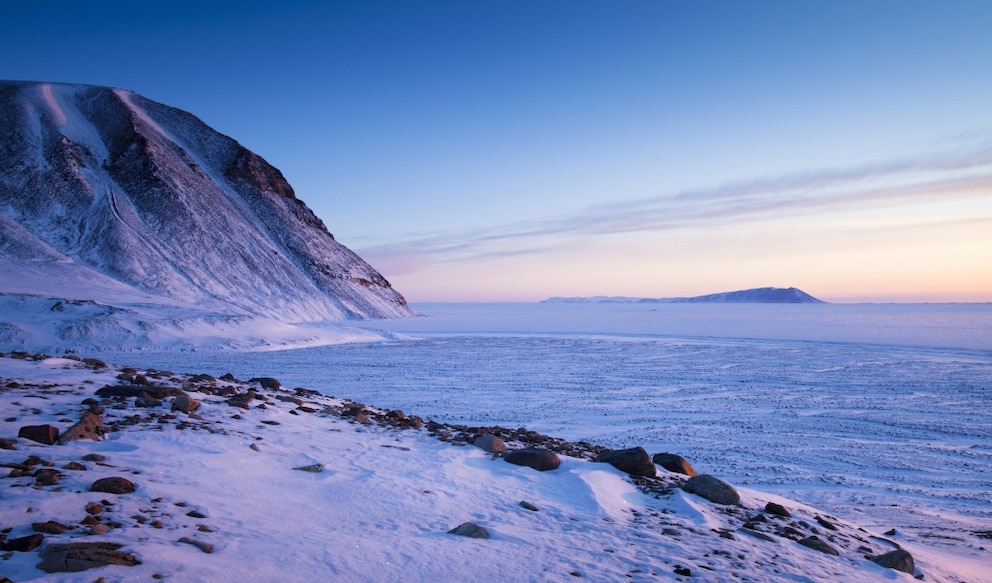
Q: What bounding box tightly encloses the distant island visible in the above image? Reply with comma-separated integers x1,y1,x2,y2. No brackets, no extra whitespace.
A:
542,287,825,304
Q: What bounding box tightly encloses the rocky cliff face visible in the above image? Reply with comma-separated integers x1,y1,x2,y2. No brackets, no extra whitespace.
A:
0,81,413,324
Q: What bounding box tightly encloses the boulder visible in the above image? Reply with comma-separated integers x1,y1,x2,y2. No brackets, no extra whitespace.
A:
171,395,200,414
683,474,741,505
90,476,136,494
32,521,68,534
37,542,140,572
798,536,839,556
504,448,560,471
652,452,698,477
248,377,280,389
57,412,105,443
473,434,507,454
448,522,490,539
1,533,44,552
765,502,791,518
598,447,656,477
18,424,59,445
871,549,915,574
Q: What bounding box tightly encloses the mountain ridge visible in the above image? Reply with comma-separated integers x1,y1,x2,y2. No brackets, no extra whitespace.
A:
543,287,825,304
0,80,413,350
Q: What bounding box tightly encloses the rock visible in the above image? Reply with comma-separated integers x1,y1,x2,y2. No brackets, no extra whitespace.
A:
179,536,214,553
18,424,59,445
227,391,256,409
294,463,324,473
519,501,539,512
37,542,140,572
82,453,107,462
816,516,838,531
0,438,16,449
276,395,304,406
652,452,698,477
57,412,105,443
473,434,507,454
674,566,692,577
90,477,136,494
34,468,61,486
95,385,186,399
63,461,87,470
504,448,561,471
248,377,280,389
32,521,69,534
448,522,490,539
683,474,741,505
597,447,656,477
871,549,915,574
798,536,839,556
765,502,791,518
1,533,44,552
171,395,200,414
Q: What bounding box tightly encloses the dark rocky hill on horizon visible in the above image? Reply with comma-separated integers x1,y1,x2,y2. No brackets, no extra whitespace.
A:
543,287,826,304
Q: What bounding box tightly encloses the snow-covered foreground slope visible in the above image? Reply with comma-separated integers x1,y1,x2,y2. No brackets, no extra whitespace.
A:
1,355,986,582
0,80,413,351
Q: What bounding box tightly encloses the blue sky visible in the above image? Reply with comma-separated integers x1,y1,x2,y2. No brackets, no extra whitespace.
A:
4,1,991,301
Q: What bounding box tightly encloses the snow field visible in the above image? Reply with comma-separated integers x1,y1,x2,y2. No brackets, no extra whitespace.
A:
0,356,972,582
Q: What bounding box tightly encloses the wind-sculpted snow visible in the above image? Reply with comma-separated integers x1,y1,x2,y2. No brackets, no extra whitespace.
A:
0,80,413,348
111,302,992,564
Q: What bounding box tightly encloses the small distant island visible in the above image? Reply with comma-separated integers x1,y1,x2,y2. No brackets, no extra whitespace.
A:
542,287,825,304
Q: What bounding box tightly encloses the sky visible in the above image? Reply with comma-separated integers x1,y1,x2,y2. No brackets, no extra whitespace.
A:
3,1,991,302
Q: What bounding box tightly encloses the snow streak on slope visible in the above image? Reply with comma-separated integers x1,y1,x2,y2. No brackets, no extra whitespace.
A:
0,80,413,350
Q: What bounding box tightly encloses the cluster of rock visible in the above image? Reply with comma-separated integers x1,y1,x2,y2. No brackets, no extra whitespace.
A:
0,351,920,579
436,429,917,577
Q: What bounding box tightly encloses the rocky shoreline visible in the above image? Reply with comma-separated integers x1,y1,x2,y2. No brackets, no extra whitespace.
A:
0,351,929,580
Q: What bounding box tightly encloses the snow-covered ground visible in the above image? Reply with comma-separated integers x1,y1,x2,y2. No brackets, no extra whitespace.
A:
3,302,990,581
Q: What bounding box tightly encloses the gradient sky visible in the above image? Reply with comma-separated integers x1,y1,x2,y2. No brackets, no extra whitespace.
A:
4,1,991,302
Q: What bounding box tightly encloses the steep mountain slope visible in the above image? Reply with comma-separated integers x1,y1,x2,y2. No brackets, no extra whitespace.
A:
0,81,413,349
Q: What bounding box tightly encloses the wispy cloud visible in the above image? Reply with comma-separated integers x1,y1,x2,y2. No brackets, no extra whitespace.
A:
358,146,992,271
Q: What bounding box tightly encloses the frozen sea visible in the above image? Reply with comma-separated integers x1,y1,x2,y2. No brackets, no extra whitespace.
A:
109,302,992,548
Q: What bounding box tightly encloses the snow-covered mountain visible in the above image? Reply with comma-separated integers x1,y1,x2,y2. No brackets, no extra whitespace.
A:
0,81,414,350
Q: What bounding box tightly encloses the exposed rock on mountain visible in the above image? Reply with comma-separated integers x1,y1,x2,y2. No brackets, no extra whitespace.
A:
0,81,414,348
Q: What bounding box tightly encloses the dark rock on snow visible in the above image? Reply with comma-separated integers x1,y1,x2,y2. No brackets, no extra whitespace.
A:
57,412,105,443
683,474,741,505
249,377,281,389
798,536,839,556
1,533,45,552
473,433,507,454
448,522,490,539
597,447,656,477
765,501,791,518
171,395,201,414
18,424,59,445
33,521,69,534
652,452,698,477
504,448,561,471
871,549,915,574
37,542,140,572
90,476,136,494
